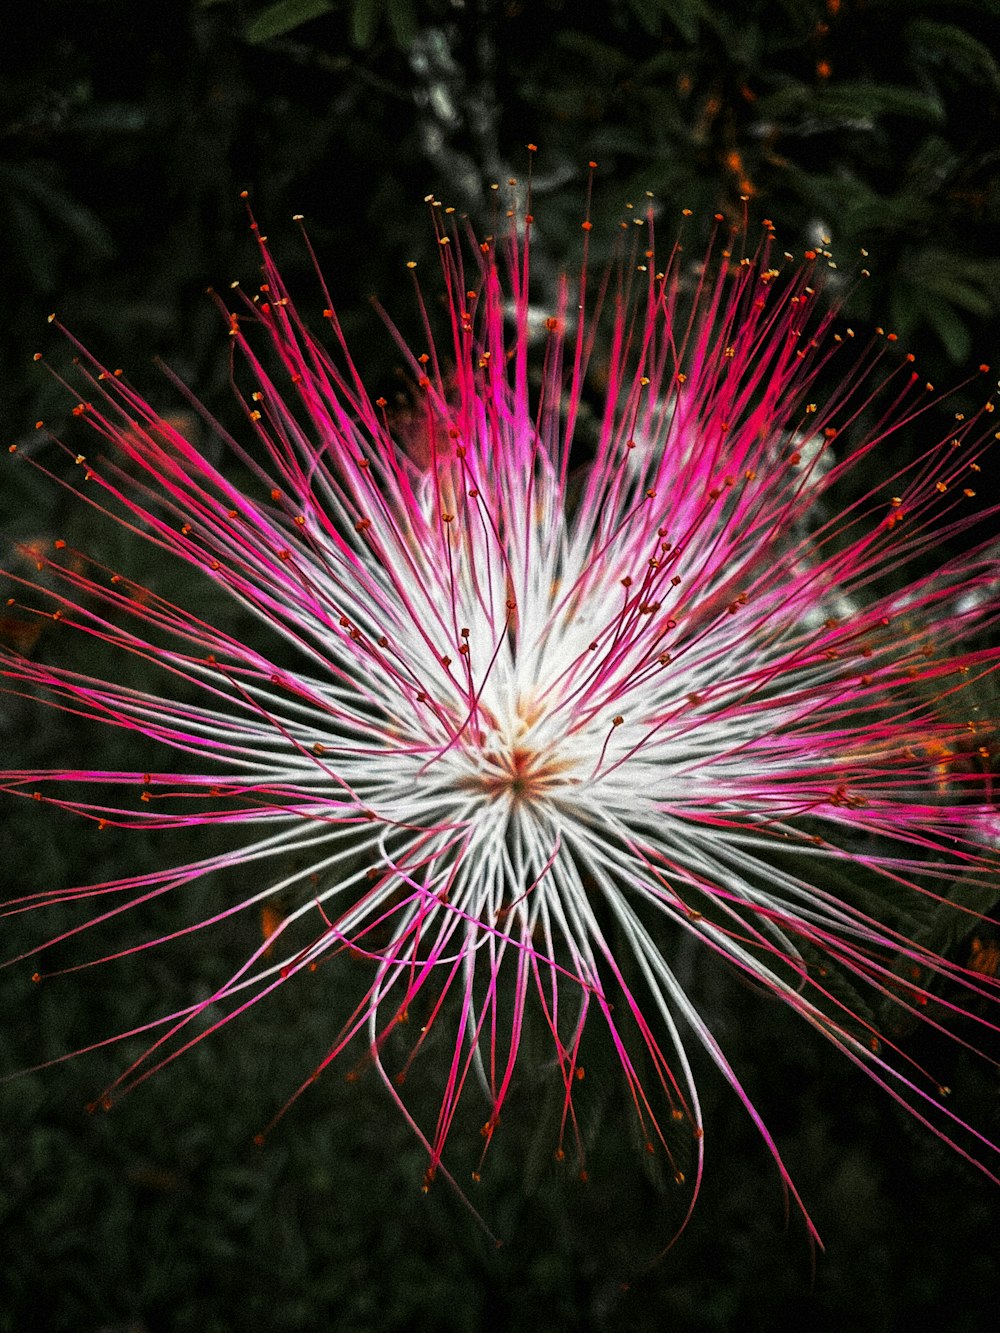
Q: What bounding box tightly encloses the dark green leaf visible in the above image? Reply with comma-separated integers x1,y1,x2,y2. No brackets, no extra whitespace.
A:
245,0,334,45
907,18,1000,90
555,31,634,75
386,0,418,49
920,294,973,363
758,81,946,127
350,0,382,49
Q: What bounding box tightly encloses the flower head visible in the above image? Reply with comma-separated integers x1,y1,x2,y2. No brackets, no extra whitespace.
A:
4,187,1000,1244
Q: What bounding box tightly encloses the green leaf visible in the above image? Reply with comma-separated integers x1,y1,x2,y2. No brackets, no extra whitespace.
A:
661,0,703,44
758,80,945,128
903,249,1000,316
5,194,57,290
921,295,973,364
888,281,920,342
556,31,634,75
906,18,1000,90
704,8,764,63
350,0,382,48
386,0,418,49
245,0,334,45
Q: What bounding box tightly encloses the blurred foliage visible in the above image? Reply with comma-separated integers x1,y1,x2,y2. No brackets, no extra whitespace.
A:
2,2,1000,1330
2,0,999,429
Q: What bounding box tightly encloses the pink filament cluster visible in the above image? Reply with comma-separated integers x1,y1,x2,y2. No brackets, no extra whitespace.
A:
3,188,1000,1244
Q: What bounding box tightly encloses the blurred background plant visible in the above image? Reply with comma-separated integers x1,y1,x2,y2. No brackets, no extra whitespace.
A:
2,3,999,1330
5,0,1000,419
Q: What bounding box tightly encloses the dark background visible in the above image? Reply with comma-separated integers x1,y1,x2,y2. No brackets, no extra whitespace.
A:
2,2,999,1329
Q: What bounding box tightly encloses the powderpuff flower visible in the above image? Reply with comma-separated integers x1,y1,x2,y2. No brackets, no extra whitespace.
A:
3,186,999,1245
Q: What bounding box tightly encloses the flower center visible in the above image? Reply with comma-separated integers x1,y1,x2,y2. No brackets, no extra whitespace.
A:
469,744,576,806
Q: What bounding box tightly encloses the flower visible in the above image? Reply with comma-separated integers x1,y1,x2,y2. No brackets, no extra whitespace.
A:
3,187,999,1245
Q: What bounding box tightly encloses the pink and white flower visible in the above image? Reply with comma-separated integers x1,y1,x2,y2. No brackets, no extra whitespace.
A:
4,187,999,1243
